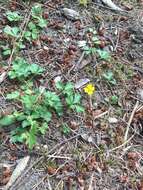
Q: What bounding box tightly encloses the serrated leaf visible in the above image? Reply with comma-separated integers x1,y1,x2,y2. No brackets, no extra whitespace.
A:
74,105,85,112
4,26,20,37
28,22,36,30
38,18,47,28
29,63,44,74
66,95,74,106
55,81,64,90
22,120,31,128
0,115,16,127
38,122,48,135
6,11,22,22
96,49,110,60
6,91,20,99
73,93,81,104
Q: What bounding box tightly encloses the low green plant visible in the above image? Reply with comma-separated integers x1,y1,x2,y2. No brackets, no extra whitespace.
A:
103,71,117,85
3,3,47,53
55,82,85,113
4,26,20,37
0,81,84,149
8,57,44,80
24,4,47,41
61,123,71,135
110,95,119,105
78,28,110,61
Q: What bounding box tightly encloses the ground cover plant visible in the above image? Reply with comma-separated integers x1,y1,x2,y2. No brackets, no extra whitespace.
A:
0,0,143,189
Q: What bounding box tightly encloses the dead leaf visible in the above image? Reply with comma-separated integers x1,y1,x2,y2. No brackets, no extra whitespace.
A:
47,166,56,175
75,78,90,89
70,121,78,130
62,8,80,21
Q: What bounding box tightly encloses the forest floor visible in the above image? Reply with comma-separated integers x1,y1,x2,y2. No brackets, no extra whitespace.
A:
0,0,143,189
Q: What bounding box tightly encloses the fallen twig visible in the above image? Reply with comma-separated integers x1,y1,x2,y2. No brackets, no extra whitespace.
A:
124,101,139,142
109,134,134,152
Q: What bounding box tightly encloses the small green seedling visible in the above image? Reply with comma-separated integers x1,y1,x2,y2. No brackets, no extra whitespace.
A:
78,28,110,60
103,71,117,85
56,82,85,113
110,95,119,105
61,123,71,135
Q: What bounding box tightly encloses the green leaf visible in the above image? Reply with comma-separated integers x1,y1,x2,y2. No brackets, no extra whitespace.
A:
24,31,31,41
63,83,74,95
26,122,37,149
55,82,64,90
103,71,114,81
73,93,81,104
0,115,16,127
11,128,26,143
92,36,99,42
31,30,39,40
41,111,52,122
2,47,11,56
37,18,47,28
8,57,44,80
61,124,70,135
74,105,84,112
28,22,36,30
79,0,88,6
6,11,22,22
110,95,118,105
22,120,31,128
29,63,44,74
31,4,42,16
14,112,26,121
103,71,116,85
38,122,48,135
44,91,63,115
6,91,20,99
66,95,74,106
21,95,37,110
96,49,110,60
4,26,20,37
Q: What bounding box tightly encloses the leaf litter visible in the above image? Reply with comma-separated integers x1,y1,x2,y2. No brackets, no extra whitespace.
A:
0,0,143,189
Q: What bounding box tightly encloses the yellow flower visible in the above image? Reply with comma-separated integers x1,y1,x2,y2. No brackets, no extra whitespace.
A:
84,83,95,95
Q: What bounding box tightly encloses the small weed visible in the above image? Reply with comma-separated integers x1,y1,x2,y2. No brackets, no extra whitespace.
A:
103,71,117,85
2,4,47,57
55,82,85,113
110,95,119,105
61,123,71,135
0,80,84,149
78,28,110,61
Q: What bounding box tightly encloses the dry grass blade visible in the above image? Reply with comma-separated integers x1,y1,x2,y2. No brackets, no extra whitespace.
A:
124,101,139,142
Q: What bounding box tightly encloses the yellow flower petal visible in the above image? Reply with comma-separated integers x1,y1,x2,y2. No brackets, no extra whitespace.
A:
84,83,95,96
